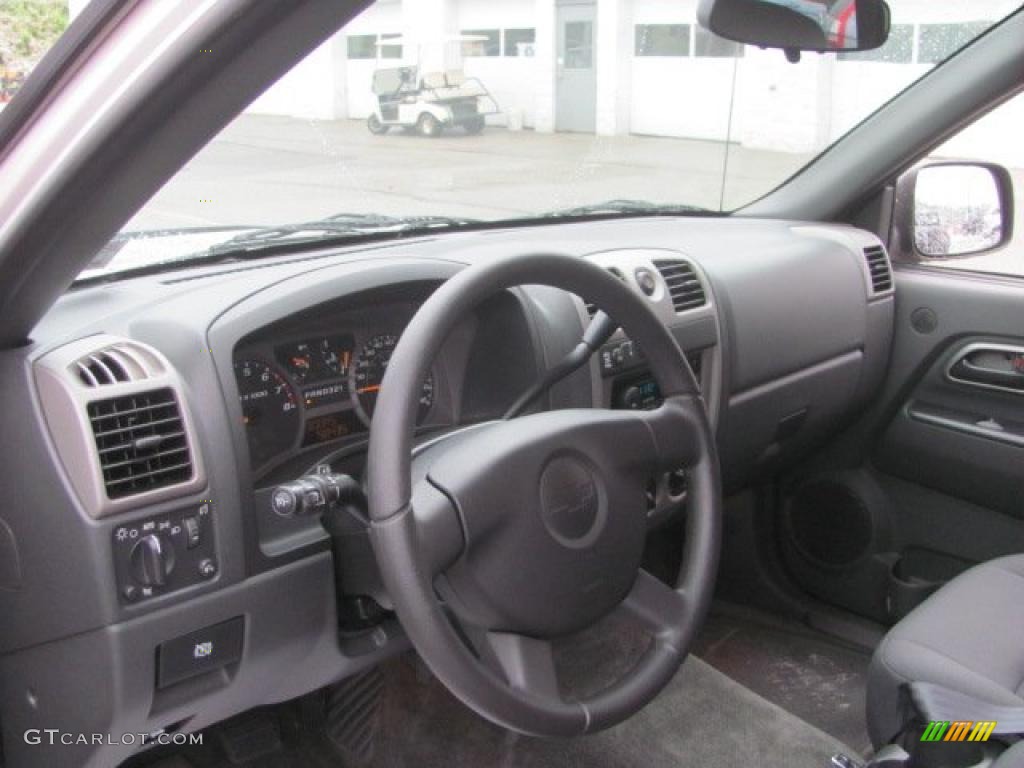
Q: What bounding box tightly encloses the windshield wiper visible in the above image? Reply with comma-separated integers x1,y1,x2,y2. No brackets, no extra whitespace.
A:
542,199,713,218
203,212,479,256
73,213,481,286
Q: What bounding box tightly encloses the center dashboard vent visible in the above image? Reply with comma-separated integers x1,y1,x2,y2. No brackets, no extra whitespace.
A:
87,389,193,499
653,259,707,312
863,245,893,294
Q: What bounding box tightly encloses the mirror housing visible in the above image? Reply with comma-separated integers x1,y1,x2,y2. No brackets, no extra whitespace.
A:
697,0,890,54
895,162,1015,260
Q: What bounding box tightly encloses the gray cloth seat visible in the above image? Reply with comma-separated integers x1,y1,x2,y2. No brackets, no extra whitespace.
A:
867,554,1024,748
996,742,1024,768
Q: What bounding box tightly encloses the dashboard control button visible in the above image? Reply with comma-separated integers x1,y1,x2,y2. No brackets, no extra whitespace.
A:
198,558,218,579
130,534,175,588
621,386,644,410
184,516,201,549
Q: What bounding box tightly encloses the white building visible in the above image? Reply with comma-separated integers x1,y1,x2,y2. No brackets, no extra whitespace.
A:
71,0,1023,164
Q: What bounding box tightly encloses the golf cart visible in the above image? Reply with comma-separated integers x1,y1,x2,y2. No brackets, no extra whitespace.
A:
367,35,500,137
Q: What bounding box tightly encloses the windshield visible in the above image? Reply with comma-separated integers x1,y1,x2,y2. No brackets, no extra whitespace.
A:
9,1,1016,279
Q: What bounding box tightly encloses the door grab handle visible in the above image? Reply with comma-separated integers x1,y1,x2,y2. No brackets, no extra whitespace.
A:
907,403,1024,448
947,343,1024,395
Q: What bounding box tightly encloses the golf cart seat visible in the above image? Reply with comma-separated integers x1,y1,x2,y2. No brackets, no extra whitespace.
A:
866,554,1024,749
446,70,486,96
422,72,447,90
421,71,461,99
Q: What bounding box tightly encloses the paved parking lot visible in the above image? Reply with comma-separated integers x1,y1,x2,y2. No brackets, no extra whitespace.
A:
127,114,807,230
127,114,1022,276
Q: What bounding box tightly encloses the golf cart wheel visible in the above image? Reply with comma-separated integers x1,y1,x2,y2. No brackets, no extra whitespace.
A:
367,114,388,135
417,113,442,138
464,116,486,135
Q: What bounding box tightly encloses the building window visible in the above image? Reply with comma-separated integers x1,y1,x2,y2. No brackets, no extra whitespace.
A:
379,33,402,60
917,21,990,64
462,29,500,57
694,27,744,58
564,21,594,68
635,24,691,57
839,24,912,63
504,28,536,57
347,34,377,60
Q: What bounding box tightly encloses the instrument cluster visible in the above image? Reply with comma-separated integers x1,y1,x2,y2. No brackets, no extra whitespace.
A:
233,322,437,473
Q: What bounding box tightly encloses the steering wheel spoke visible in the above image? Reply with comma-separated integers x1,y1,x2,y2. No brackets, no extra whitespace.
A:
411,479,465,576
615,569,689,647
483,632,561,700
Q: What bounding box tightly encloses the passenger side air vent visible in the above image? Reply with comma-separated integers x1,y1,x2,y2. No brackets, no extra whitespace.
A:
654,259,707,312
864,245,893,294
73,342,166,388
87,388,193,499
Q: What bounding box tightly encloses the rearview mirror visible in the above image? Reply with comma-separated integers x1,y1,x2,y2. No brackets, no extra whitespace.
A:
697,0,890,54
904,163,1015,259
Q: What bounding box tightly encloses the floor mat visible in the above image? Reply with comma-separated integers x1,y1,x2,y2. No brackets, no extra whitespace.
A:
694,603,873,755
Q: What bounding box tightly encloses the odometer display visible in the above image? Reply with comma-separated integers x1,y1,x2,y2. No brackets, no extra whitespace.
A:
234,359,300,467
350,334,434,426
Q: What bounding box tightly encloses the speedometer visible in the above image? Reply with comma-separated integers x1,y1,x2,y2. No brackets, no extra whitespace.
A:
350,334,434,427
234,359,300,467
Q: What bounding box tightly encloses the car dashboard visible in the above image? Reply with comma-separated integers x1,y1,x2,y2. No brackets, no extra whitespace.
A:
0,215,894,767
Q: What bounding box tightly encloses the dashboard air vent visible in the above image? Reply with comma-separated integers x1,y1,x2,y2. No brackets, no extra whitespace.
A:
87,388,193,499
654,259,706,312
73,342,165,388
864,245,893,294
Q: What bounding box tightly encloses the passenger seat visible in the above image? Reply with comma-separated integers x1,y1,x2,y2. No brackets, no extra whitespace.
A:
867,554,1024,748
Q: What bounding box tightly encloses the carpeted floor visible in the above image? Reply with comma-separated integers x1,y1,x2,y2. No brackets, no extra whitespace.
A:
694,604,873,755
367,652,853,768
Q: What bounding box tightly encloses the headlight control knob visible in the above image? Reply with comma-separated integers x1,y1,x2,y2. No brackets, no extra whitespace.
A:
129,534,175,587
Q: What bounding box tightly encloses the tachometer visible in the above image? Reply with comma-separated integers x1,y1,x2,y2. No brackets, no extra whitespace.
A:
234,359,300,466
350,334,434,426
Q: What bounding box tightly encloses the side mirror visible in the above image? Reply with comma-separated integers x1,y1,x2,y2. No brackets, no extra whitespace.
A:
896,162,1015,260
697,0,890,54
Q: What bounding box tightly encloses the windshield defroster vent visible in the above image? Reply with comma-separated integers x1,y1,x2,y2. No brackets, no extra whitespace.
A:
654,259,707,312
73,342,166,388
88,388,193,500
864,245,893,294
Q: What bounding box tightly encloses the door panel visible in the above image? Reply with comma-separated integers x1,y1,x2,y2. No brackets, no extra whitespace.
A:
873,268,1024,569
556,4,596,133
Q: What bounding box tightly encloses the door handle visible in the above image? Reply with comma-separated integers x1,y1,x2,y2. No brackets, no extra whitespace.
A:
948,344,1024,394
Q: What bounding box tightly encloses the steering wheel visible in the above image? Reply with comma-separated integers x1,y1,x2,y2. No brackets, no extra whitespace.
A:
367,252,721,737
